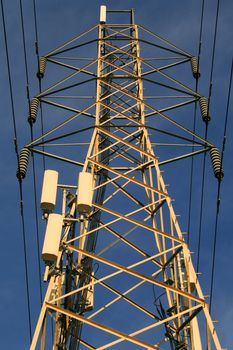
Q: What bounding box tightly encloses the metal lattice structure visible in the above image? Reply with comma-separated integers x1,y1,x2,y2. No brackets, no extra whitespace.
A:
20,6,224,350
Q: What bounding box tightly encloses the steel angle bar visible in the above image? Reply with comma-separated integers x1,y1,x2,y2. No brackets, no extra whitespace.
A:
93,202,184,245
30,148,84,167
46,24,98,57
94,278,157,319
49,254,164,304
158,147,210,166
97,126,158,161
89,159,168,198
41,98,95,118
26,101,96,147
98,304,202,350
147,125,210,147
96,221,163,268
32,125,94,147
138,25,192,57
89,128,140,159
144,95,194,99
39,77,96,98
88,269,162,321
65,245,204,304
66,199,164,244
141,58,190,76
45,303,161,350
47,57,97,77
98,102,143,125
138,37,190,57
75,266,159,321
101,142,140,166
92,160,154,191
100,41,132,61
37,57,98,97
48,38,98,57
103,42,194,98
52,57,96,61
103,25,134,40
109,46,134,67
142,76,199,97
97,213,152,256
104,177,152,212
37,142,89,147
151,143,203,147
78,338,96,350
145,98,198,117
176,306,202,333
99,102,140,124
101,80,142,102
100,56,137,78
50,245,182,308
98,79,137,104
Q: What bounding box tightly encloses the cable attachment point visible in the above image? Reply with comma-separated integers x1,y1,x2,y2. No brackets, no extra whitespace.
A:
28,97,40,125
16,147,30,180
210,147,224,180
37,56,46,79
199,97,211,123
190,56,200,79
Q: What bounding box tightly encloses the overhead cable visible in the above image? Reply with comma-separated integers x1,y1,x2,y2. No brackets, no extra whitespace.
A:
0,0,32,341
32,0,46,169
196,0,221,273
19,0,43,304
187,0,205,244
209,58,233,313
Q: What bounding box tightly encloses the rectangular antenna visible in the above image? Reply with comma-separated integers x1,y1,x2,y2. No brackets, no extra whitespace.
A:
100,5,107,23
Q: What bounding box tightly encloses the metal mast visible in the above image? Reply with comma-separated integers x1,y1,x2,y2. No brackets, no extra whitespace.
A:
18,6,224,350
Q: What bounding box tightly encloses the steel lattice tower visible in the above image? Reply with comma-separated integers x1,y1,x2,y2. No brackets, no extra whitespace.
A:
18,6,224,350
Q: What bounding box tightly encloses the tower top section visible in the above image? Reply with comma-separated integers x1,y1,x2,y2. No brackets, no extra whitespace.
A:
100,5,135,24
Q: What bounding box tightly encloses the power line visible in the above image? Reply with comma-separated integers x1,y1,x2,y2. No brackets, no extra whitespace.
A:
19,0,30,102
0,0,32,342
187,0,205,244
32,0,46,170
30,128,43,304
196,0,220,273
209,58,233,313
19,0,43,304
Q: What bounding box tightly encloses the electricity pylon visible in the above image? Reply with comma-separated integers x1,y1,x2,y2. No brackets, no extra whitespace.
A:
18,6,224,350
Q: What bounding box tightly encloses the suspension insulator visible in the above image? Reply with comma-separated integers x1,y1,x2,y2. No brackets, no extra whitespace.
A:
191,56,200,79
199,97,211,122
37,56,46,79
210,147,224,180
16,147,30,180
28,97,40,125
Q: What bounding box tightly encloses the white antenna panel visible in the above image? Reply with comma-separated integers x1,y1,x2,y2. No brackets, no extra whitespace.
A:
40,170,58,210
42,213,63,262
100,5,106,23
77,172,93,213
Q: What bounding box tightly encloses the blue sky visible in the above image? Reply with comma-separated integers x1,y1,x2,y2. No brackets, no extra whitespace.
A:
0,0,233,349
